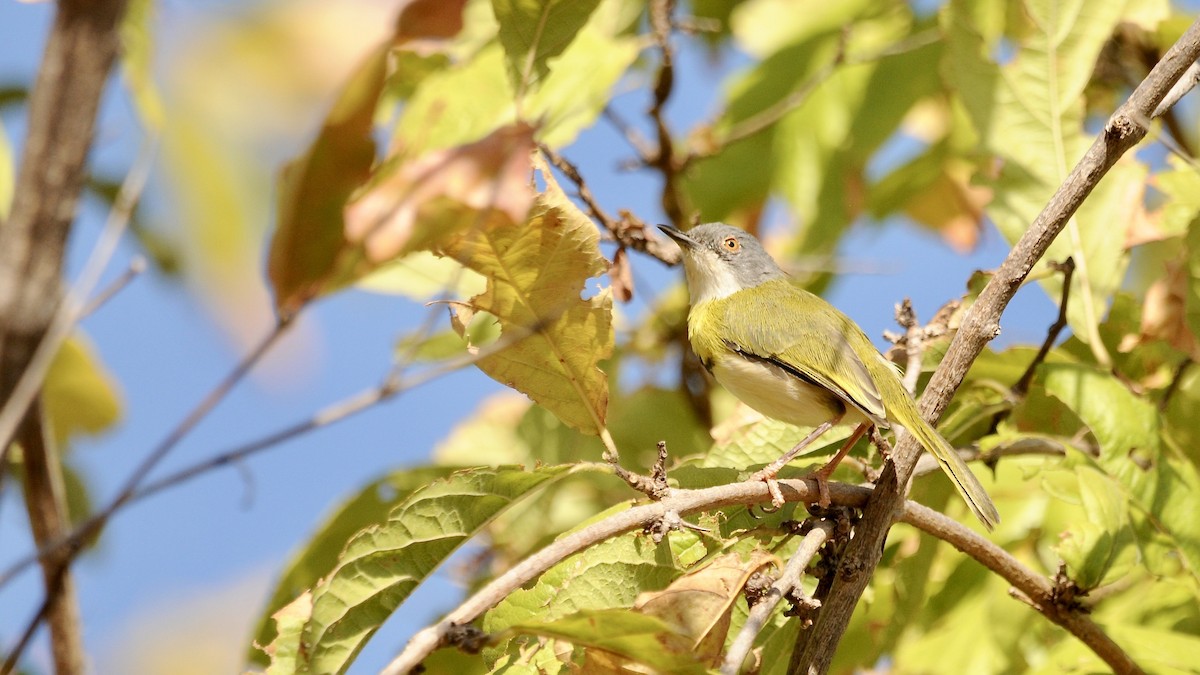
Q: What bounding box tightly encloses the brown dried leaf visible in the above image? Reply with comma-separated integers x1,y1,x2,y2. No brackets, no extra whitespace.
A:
904,168,990,253
395,0,467,41
610,246,634,303
1119,258,1200,360
345,122,536,264
632,550,777,666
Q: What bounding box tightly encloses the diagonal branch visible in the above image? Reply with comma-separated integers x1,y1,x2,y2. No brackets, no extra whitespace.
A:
788,16,1200,675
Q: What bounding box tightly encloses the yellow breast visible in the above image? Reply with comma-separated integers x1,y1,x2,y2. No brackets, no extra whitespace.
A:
711,353,864,427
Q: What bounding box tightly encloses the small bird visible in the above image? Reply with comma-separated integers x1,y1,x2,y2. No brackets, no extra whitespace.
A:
660,223,999,530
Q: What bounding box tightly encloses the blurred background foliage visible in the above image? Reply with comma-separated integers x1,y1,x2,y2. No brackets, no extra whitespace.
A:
3,0,1200,672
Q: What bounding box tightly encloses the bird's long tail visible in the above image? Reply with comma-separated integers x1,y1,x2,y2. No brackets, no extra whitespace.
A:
898,398,1000,530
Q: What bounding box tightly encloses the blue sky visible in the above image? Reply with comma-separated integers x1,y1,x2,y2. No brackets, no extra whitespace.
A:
0,1,1059,672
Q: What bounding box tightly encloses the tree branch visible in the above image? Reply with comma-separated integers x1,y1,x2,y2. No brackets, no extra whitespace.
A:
0,1,130,673
788,17,1200,675
901,503,1143,674
721,520,834,674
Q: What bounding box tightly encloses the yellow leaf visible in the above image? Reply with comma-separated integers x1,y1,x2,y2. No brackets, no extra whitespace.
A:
43,334,123,448
439,175,612,435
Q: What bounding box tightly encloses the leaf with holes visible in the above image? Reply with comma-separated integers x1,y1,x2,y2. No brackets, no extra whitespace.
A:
438,177,612,435
286,464,577,674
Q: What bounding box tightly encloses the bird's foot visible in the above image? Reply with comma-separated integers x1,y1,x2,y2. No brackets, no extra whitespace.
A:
806,467,834,508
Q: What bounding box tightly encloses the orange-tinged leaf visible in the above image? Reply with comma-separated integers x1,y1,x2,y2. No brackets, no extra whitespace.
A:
1119,257,1200,360
609,246,634,303
632,550,777,665
438,170,611,435
267,44,388,315
344,122,536,264
394,0,468,41
903,168,989,253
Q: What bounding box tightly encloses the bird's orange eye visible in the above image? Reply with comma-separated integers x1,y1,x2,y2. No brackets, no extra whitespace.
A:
723,236,741,252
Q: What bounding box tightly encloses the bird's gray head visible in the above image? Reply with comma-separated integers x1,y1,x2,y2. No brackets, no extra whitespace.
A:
658,223,786,303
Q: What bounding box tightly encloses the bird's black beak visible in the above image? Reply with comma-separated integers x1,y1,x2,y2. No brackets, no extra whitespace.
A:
658,225,698,250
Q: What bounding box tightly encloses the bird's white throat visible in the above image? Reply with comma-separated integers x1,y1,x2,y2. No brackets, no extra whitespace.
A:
682,250,746,304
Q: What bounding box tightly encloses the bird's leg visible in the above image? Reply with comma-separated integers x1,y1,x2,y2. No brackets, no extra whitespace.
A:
806,422,871,507
751,415,841,509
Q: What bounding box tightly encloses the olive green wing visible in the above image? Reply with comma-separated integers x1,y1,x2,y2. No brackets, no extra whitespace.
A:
719,281,888,425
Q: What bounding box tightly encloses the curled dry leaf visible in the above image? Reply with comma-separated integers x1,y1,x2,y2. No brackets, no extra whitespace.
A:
344,122,536,264
1119,258,1200,360
631,550,778,666
610,246,634,303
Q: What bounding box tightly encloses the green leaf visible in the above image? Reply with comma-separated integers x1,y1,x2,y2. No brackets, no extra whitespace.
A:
267,44,388,315
1042,363,1200,584
42,334,123,448
1186,214,1200,345
262,593,313,675
702,416,850,470
501,608,705,674
248,466,458,667
484,528,701,637
525,0,640,148
357,250,487,301
295,464,576,674
394,43,515,155
439,178,613,436
943,0,1145,349
1055,466,1138,589
492,0,601,99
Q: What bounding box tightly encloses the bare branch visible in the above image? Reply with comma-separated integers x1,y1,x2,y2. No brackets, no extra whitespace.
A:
1152,59,1200,117
788,17,1200,674
538,145,680,266
647,0,689,226
382,477,864,675
1013,258,1075,397
901,503,1143,674
720,520,834,674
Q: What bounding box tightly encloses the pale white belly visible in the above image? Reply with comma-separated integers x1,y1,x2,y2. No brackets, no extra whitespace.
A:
711,354,867,427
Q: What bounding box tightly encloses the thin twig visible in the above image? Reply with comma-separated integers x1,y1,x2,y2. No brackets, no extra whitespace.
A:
912,436,1068,478
720,521,834,674
538,145,680,266
1159,358,1193,411
382,478,865,675
895,299,924,395
901,503,1143,674
130,317,552,506
647,0,687,225
80,256,146,318
8,405,83,675
601,106,655,165
1152,59,1200,117
1013,258,1075,397
0,318,290,596
0,138,156,458
789,17,1200,674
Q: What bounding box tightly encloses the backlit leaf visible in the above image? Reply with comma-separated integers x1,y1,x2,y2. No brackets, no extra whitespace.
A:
502,609,705,674
296,465,577,673
438,170,612,435
344,122,536,263
248,466,458,665
633,549,777,665
944,0,1146,348
1042,363,1200,584
492,0,601,99
42,334,123,448
267,44,388,315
